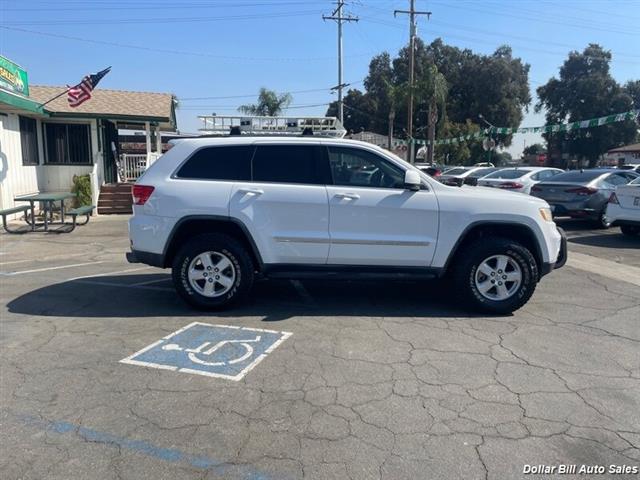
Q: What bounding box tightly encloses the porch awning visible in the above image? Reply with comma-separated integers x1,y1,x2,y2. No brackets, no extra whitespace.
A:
0,89,48,116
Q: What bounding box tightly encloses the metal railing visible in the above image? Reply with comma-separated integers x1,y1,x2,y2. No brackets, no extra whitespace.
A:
118,154,149,182
197,115,346,137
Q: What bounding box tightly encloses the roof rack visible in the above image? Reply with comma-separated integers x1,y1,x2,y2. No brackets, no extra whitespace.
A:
197,115,346,138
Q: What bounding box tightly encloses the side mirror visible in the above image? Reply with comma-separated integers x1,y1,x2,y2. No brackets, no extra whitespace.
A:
404,170,421,191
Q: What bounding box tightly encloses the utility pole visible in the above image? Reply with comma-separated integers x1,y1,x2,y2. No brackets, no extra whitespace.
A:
395,0,431,163
323,1,358,124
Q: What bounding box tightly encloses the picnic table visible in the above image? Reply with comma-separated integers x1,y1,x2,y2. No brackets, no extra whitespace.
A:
14,192,77,232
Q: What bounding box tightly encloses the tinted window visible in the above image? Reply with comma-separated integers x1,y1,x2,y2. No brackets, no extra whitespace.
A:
19,116,38,165
468,167,497,178
44,123,91,164
483,169,532,179
547,170,607,183
442,167,468,176
603,173,630,187
328,146,405,188
252,145,326,184
176,146,252,180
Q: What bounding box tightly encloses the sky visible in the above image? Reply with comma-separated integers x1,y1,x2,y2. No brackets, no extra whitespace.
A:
1,0,638,158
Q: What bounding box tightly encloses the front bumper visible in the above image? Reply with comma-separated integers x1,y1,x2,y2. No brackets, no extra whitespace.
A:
540,226,567,276
126,249,166,268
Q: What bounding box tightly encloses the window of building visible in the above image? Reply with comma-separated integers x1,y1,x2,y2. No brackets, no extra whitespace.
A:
19,116,39,166
175,145,253,180
252,145,327,184
43,123,92,165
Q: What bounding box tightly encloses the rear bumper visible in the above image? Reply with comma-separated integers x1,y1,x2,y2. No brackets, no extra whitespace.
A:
540,227,567,276
611,219,640,227
126,249,166,268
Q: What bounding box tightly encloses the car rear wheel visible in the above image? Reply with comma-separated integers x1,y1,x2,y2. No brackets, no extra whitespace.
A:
172,233,254,310
451,236,538,315
597,210,611,229
620,225,640,236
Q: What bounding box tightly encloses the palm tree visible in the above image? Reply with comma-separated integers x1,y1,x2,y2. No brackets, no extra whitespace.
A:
238,88,293,116
383,80,409,150
416,65,448,163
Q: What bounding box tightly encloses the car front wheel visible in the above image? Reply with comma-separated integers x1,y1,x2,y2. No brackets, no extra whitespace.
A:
620,225,640,236
451,237,538,315
172,233,254,310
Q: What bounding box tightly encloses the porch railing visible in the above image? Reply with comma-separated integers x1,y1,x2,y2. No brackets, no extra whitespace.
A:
118,153,162,182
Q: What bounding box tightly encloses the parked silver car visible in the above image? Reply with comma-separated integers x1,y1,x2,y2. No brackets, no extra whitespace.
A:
531,169,640,228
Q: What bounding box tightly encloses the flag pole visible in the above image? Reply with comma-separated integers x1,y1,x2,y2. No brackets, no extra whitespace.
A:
37,83,81,108
37,66,111,108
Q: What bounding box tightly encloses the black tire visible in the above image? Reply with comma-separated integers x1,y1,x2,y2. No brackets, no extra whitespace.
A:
596,210,611,229
620,225,640,236
172,233,254,310
450,236,538,315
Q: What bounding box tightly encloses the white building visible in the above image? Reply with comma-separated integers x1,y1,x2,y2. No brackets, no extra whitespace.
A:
0,56,176,217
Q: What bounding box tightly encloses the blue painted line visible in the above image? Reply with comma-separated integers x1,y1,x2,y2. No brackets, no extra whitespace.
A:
18,415,272,479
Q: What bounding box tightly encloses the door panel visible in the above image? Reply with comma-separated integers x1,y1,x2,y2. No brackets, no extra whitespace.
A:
230,183,329,264
326,186,438,266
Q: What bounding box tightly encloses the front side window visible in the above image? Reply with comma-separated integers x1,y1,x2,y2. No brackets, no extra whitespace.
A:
176,145,253,180
19,116,38,165
252,145,326,184
44,123,91,165
328,146,405,188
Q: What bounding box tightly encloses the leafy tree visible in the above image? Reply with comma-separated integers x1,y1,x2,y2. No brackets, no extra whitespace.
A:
523,143,546,156
536,44,637,167
435,120,481,165
326,89,375,134
625,80,640,109
238,88,292,116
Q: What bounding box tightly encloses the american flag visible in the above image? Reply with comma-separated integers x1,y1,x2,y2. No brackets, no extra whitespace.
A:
67,67,111,107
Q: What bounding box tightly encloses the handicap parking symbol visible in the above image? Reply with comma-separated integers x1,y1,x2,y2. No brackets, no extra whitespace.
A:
120,322,292,381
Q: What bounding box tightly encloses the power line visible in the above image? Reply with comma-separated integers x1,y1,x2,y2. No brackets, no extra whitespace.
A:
0,26,376,63
178,81,363,101
2,9,322,26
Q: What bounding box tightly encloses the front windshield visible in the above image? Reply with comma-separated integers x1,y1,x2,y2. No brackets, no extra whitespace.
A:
483,169,531,179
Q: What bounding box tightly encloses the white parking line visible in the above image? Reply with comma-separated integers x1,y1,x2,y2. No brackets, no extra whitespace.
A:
0,261,105,276
0,252,91,266
67,266,153,282
74,279,174,292
567,252,640,287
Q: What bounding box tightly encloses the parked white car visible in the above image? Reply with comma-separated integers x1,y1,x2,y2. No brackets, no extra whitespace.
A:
606,176,640,235
477,167,564,194
127,137,566,314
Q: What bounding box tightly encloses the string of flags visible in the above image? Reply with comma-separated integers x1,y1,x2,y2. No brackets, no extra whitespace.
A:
391,109,640,148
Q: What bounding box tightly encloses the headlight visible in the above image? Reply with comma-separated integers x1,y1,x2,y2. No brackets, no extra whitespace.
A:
539,207,553,222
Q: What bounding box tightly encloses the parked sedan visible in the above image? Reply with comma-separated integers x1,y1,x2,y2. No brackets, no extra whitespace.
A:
606,176,640,235
531,169,640,228
439,166,500,186
477,167,564,194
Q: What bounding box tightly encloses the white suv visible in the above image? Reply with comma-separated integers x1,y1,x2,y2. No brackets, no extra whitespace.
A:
127,137,567,314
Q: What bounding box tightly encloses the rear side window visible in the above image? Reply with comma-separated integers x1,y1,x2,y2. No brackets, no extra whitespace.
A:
176,146,253,180
252,145,327,184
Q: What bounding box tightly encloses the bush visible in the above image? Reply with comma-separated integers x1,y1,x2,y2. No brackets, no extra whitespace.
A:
71,174,92,207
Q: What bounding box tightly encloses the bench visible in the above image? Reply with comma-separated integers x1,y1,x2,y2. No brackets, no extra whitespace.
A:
65,205,96,231
1,205,31,233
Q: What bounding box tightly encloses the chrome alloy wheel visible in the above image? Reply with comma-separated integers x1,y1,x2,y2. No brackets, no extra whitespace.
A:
188,251,236,298
474,254,522,301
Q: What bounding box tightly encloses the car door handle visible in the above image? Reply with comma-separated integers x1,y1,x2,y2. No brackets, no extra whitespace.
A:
239,188,264,196
335,193,360,200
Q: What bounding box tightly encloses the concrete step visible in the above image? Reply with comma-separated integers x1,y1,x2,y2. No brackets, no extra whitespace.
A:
97,205,133,215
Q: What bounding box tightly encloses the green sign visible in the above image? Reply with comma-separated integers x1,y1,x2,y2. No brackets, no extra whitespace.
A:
0,55,29,96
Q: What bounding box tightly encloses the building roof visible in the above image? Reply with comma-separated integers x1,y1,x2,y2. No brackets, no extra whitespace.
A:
608,143,640,154
28,85,176,129
0,89,48,115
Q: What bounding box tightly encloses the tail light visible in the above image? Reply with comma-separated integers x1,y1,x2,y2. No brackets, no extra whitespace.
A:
608,192,619,204
531,185,543,193
132,185,155,205
498,182,524,189
565,186,597,196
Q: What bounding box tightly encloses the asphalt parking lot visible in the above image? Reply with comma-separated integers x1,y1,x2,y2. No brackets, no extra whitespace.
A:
1,215,639,480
